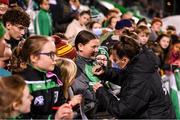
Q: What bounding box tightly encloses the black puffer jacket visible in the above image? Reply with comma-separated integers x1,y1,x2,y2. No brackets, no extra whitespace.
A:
96,48,176,119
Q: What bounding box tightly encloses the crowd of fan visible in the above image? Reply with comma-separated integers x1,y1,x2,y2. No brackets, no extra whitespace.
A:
0,0,179,119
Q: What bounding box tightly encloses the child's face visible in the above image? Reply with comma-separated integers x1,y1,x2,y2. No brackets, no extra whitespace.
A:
96,54,108,66
92,23,101,29
79,39,100,59
172,43,180,54
152,21,162,32
14,85,33,114
32,40,57,71
79,14,90,26
110,17,118,29
0,3,8,15
159,36,170,49
138,32,149,45
40,0,49,11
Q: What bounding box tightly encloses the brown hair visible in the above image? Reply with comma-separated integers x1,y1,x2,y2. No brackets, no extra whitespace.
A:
9,44,27,73
88,21,100,30
79,10,91,16
108,16,117,26
21,35,50,63
75,30,97,51
114,31,140,60
156,33,170,42
0,75,26,118
148,42,163,59
137,18,148,26
135,25,150,36
107,8,119,16
56,58,77,99
37,0,48,5
3,7,30,27
151,17,162,26
156,33,171,50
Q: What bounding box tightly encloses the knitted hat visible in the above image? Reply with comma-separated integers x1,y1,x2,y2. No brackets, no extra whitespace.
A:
115,19,132,30
97,46,109,59
0,0,9,5
0,23,6,39
53,35,77,59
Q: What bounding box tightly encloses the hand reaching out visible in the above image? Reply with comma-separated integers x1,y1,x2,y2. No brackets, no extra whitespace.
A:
69,94,82,107
92,64,105,76
55,103,74,120
93,82,103,92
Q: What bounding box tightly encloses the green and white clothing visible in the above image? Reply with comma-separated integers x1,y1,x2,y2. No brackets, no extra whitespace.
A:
19,65,65,119
34,8,52,36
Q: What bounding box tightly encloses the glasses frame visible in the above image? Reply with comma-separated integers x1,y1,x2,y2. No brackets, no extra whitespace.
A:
38,52,56,60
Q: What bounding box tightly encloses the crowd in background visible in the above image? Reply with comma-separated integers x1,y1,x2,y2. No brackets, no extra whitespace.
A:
0,0,180,119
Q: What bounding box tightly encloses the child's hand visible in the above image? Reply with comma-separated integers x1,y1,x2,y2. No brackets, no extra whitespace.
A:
55,103,74,120
69,94,82,107
93,82,103,92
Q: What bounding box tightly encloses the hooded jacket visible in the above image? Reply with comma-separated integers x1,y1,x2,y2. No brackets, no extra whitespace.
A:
96,48,176,119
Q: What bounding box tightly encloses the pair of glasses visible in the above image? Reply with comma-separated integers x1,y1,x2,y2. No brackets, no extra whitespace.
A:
38,52,56,60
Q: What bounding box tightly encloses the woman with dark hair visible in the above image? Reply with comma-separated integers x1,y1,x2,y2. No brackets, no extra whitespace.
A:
156,34,171,62
155,33,178,72
92,33,176,119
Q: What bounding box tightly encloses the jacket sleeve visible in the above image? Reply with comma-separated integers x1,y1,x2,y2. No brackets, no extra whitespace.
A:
100,68,125,86
38,12,46,35
72,70,96,113
96,74,151,118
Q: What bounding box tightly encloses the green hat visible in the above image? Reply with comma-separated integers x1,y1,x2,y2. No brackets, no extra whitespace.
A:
0,23,6,39
97,46,109,59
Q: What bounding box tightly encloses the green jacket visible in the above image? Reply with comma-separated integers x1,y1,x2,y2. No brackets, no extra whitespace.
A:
34,9,52,36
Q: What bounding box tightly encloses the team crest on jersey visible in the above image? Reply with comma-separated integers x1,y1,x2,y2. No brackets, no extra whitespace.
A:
34,96,44,106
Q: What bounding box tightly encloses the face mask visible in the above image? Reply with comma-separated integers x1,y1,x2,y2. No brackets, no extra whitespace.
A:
92,28,102,37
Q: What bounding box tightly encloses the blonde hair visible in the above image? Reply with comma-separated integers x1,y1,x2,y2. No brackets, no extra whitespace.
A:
56,58,77,99
0,75,26,118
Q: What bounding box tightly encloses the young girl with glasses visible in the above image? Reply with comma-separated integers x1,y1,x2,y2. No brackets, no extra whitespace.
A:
18,35,81,119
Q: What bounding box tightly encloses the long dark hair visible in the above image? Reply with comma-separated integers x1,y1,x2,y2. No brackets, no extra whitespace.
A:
75,30,97,51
